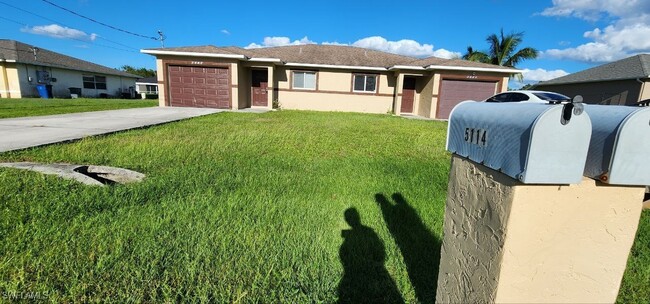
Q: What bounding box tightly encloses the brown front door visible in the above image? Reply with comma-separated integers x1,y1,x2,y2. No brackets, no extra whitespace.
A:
401,77,416,113
251,70,268,107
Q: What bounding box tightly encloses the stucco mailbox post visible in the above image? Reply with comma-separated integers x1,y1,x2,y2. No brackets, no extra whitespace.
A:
436,101,647,303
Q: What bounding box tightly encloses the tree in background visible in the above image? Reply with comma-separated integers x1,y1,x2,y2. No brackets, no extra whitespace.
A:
463,29,538,68
120,65,156,78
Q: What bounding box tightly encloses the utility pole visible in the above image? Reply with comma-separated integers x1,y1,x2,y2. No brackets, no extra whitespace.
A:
158,30,165,48
30,47,38,60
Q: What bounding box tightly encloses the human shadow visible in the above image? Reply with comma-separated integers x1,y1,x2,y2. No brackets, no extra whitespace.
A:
338,208,404,304
375,193,441,304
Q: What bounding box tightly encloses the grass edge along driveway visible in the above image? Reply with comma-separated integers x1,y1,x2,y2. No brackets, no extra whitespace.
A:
0,98,157,119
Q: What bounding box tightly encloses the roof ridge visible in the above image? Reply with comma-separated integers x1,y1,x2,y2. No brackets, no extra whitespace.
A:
639,53,650,76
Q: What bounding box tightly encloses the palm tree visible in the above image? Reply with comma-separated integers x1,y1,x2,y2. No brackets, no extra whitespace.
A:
463,29,538,68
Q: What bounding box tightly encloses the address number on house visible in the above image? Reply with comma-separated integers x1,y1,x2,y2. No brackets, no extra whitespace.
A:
464,128,488,147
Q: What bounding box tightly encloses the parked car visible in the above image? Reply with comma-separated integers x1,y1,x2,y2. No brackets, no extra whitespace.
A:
485,90,572,104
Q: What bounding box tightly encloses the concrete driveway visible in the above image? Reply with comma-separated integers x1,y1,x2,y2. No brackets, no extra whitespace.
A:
0,107,222,152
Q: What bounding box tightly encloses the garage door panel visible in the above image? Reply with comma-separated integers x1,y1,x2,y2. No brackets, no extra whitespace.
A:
437,80,497,119
168,65,230,109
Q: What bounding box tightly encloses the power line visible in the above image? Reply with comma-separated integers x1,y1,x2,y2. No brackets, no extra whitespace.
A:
40,0,159,41
0,15,24,27
0,1,138,51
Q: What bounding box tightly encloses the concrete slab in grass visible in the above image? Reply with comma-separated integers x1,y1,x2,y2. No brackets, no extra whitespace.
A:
0,107,222,152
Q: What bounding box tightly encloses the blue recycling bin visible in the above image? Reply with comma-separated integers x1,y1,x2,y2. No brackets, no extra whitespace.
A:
36,84,52,98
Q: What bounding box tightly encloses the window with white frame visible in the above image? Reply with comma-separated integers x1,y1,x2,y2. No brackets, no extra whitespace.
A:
83,75,107,90
145,85,158,93
353,74,377,93
292,71,317,90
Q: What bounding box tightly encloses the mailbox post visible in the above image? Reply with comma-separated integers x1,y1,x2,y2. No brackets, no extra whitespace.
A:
436,102,647,303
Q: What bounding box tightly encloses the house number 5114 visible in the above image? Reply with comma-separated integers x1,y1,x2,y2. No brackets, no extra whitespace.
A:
464,128,487,147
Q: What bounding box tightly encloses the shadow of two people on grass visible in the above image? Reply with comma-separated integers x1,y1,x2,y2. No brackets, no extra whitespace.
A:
337,193,441,304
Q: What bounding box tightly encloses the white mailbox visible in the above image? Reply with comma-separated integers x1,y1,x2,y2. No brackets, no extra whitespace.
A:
446,101,592,184
583,105,650,185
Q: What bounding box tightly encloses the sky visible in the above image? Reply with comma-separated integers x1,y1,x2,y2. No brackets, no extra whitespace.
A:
1,0,649,88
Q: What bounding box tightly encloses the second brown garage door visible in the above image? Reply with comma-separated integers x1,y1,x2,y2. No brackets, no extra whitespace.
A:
437,80,497,119
168,65,230,109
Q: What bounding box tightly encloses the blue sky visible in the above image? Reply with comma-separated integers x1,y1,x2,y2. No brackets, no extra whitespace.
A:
2,0,649,87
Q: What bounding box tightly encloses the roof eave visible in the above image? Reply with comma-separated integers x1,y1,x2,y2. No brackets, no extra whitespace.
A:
14,61,139,78
539,76,650,86
282,62,387,71
141,49,247,59
247,57,283,63
425,65,520,74
388,65,426,71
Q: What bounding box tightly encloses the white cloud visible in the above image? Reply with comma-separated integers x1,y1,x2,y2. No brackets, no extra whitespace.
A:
509,68,569,89
520,68,569,82
543,42,628,62
351,36,437,57
432,49,461,59
246,36,458,58
584,23,650,51
321,41,348,46
220,29,230,35
541,0,650,21
245,36,315,49
540,1,650,63
21,24,97,41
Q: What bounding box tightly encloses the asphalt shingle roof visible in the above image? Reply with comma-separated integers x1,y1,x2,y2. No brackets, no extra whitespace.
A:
144,44,518,71
538,54,650,85
136,76,157,83
406,57,518,70
0,39,140,78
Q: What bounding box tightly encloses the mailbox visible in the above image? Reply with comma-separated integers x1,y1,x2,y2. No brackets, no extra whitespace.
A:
583,105,650,185
446,101,592,184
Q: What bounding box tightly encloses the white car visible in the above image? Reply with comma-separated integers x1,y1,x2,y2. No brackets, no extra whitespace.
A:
485,90,572,104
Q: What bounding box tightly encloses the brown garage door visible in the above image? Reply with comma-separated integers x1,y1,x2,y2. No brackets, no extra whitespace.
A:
437,80,497,119
168,65,230,108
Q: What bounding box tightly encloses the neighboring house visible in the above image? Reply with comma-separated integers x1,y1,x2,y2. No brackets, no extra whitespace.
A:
0,39,140,98
534,54,650,105
135,76,158,99
141,44,518,119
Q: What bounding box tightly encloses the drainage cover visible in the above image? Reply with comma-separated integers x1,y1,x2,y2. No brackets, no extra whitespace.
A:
0,162,145,186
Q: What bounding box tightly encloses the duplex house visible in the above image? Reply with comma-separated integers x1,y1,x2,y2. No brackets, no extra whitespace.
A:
534,54,650,105
0,39,139,98
142,44,518,119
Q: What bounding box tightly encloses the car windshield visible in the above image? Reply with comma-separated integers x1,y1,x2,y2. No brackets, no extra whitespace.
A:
532,92,570,102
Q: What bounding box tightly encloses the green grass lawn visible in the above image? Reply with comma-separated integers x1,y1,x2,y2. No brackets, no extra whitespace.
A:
0,98,157,119
0,110,647,302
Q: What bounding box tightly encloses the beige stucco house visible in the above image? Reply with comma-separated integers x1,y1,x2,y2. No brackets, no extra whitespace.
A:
0,39,139,98
534,54,650,105
142,44,518,119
